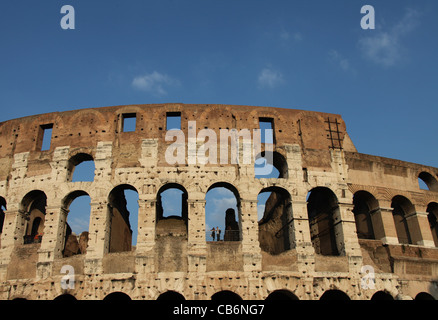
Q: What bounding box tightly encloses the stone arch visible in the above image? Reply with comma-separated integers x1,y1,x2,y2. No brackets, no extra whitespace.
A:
426,202,438,247
418,171,438,191
108,184,139,253
61,190,91,257
319,289,350,300
258,186,293,254
414,292,435,300
254,151,288,179
211,290,242,301
156,290,185,301
54,293,77,301
391,195,415,245
156,183,188,238
307,187,341,256
21,190,47,244
265,289,299,300
206,182,241,241
67,152,95,182
371,290,394,300
103,292,131,300
352,190,380,240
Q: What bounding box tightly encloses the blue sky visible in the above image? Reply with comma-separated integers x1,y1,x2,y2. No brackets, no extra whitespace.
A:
1,0,437,244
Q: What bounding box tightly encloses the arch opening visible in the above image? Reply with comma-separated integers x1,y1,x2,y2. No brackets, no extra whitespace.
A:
426,202,438,247
258,187,293,255
21,191,47,244
391,196,414,245
371,291,394,300
307,187,341,256
319,290,350,301
108,185,139,253
103,292,131,300
157,291,185,301
0,196,6,234
205,183,240,242
156,183,188,237
211,290,242,301
418,172,438,191
254,151,287,179
68,153,95,182
62,191,91,257
266,290,299,300
352,191,379,240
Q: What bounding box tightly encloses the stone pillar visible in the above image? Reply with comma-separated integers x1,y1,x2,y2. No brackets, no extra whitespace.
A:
135,197,156,274
85,200,110,274
290,198,315,275
375,207,399,245
337,202,363,272
187,199,207,273
36,204,69,278
0,208,27,279
406,212,435,247
240,198,261,272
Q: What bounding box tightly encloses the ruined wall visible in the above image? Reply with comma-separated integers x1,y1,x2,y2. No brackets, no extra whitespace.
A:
0,103,437,300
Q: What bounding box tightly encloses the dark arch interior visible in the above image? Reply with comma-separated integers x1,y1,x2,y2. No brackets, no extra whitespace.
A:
156,291,185,301
266,290,299,300
320,290,350,301
103,292,131,300
211,290,242,301
371,291,394,300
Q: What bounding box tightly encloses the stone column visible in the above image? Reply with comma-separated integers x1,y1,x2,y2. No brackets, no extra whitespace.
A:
290,198,315,275
337,202,363,272
406,212,435,247
0,208,27,279
135,197,156,274
84,200,110,274
187,199,207,273
375,207,399,245
240,198,261,272
36,204,69,279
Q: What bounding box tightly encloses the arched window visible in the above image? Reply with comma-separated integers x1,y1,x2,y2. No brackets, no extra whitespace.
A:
418,172,438,191
254,151,287,179
426,202,438,247
108,185,139,253
205,183,240,242
68,153,95,182
307,187,340,256
352,191,379,240
156,183,188,237
391,196,414,245
258,187,293,255
62,191,91,257
21,191,47,244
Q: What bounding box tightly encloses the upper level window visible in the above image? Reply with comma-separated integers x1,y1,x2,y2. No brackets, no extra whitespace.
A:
39,124,54,151
259,118,274,144
122,113,136,132
166,112,181,130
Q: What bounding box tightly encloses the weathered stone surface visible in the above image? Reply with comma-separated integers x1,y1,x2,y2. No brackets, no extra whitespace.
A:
0,103,436,300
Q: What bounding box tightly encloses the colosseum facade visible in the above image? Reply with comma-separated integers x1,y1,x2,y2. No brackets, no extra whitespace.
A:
0,103,437,300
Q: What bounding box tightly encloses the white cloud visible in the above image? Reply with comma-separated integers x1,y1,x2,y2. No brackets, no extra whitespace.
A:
257,68,284,89
328,50,352,72
358,8,420,67
132,71,180,96
280,30,302,42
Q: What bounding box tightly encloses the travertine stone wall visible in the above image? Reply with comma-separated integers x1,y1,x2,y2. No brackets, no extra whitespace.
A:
0,103,437,300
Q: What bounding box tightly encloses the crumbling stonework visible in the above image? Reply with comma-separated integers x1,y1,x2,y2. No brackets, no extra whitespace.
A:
0,103,437,300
